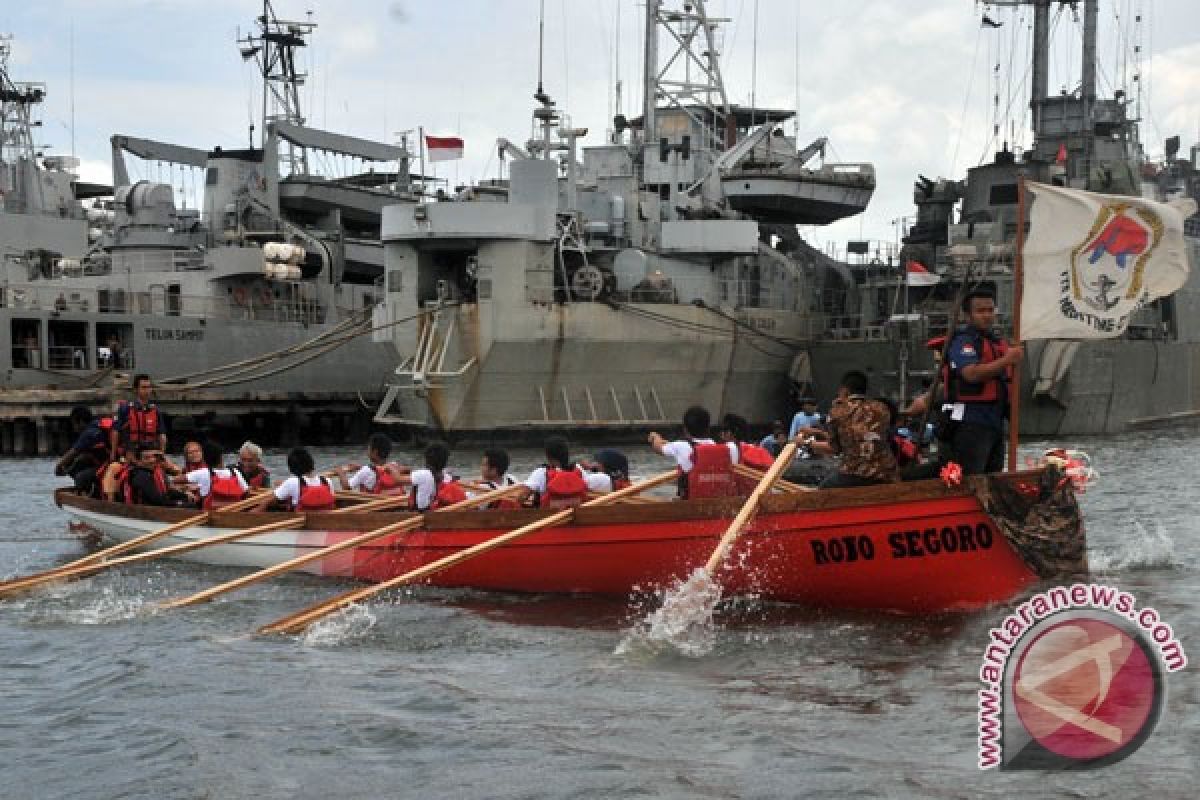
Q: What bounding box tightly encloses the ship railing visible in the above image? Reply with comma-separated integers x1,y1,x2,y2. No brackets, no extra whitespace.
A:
111,250,208,273
46,346,90,371
0,282,326,326
617,276,801,313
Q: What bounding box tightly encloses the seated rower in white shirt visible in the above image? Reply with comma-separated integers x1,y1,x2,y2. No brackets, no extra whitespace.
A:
516,437,610,509
648,405,740,499
334,432,410,495
391,441,467,511
254,447,336,512
179,442,249,509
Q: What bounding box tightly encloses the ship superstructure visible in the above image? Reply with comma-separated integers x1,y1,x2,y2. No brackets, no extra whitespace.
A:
373,0,874,435
0,3,408,395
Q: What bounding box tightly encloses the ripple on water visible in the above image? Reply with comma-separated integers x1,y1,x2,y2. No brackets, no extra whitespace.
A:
1089,518,1181,572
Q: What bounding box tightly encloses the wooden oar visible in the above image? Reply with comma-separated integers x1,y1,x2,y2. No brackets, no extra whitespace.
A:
732,463,812,493
704,443,798,575
157,484,526,610
0,515,305,599
257,471,678,636
0,492,265,596
331,494,412,514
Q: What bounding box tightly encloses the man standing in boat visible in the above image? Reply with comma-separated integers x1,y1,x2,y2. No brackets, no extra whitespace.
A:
796,371,898,488
944,289,1023,475
110,374,168,459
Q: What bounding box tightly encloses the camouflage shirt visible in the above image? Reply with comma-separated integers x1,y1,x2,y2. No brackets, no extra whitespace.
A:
827,395,899,483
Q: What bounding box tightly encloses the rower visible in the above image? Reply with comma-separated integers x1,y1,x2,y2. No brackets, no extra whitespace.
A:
477,448,521,510
649,405,739,499
517,437,607,509
260,447,337,512
180,442,250,510
718,413,772,469
797,371,899,488
231,441,272,490
335,433,409,495
181,440,205,473
585,448,632,491
54,406,111,496
121,445,190,507
402,442,468,511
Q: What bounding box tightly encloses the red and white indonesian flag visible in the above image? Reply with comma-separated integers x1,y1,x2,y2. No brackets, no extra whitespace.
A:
1020,182,1195,340
905,261,939,287
425,135,464,162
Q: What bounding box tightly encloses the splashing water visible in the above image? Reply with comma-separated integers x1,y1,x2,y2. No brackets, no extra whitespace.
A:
300,603,377,647
1090,520,1178,572
615,568,723,658
40,586,147,626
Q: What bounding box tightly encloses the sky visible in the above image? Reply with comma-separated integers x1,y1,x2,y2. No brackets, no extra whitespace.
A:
3,0,1198,249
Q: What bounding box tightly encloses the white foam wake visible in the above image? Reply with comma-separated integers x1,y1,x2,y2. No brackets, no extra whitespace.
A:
299,603,377,647
615,568,722,658
1090,520,1178,572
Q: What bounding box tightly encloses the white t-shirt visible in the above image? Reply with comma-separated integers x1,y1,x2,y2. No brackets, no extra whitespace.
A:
186,467,249,498
348,464,378,492
524,465,611,494
274,474,329,508
410,468,449,511
660,439,739,472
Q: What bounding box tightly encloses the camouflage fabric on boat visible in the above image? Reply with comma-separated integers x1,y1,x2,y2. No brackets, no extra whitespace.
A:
969,466,1087,578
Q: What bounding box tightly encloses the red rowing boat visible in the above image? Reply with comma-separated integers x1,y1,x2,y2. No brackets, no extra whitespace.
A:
55,469,1085,614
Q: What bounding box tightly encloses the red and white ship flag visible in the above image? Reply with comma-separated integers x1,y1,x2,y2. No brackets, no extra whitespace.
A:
425,135,464,162
905,260,940,287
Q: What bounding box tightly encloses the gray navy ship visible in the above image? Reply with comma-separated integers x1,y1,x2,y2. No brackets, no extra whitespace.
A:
804,0,1200,436
0,4,404,411
373,0,875,436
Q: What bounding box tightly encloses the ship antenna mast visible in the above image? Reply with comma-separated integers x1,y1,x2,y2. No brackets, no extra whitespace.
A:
238,0,315,176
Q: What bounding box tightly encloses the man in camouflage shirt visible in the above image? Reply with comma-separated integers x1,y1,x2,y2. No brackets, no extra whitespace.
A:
794,370,899,488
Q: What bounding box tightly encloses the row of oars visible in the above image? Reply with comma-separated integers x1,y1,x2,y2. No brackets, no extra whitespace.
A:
3,448,796,635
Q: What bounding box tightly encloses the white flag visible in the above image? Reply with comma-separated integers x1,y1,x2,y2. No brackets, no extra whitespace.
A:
1020,182,1195,340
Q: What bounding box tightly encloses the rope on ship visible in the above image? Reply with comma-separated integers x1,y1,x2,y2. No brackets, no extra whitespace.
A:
611,299,805,357
156,303,460,391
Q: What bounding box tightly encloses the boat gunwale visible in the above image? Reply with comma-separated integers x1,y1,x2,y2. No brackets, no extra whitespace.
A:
54,470,1042,532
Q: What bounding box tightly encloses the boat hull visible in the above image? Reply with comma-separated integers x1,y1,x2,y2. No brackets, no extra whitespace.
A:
56,474,1083,614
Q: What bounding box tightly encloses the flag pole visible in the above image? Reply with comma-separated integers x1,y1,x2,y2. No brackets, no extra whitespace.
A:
418,126,427,199
1008,176,1027,472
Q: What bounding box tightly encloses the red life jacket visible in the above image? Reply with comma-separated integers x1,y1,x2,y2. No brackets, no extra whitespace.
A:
296,476,337,511
483,478,522,510
234,465,271,490
203,469,247,510
433,479,468,510
612,476,632,491
738,442,775,470
680,442,738,499
409,472,469,511
540,465,588,509
184,460,205,473
371,464,406,496
121,464,167,504
944,331,1010,404
122,402,161,449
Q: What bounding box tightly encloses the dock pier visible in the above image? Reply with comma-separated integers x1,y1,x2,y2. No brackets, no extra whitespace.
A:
0,387,379,456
